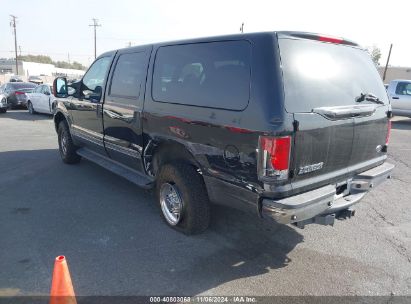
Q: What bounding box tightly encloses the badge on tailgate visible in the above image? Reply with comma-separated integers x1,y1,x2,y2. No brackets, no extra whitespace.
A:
298,162,324,175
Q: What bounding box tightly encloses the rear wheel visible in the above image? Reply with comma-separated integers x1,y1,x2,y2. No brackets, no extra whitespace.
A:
57,121,81,164
156,162,210,235
28,101,35,114
0,99,6,113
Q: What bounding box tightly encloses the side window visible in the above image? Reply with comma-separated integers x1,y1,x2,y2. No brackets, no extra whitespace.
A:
42,86,50,94
34,86,42,93
81,56,112,101
109,52,146,100
152,40,251,110
395,82,411,96
0,85,4,93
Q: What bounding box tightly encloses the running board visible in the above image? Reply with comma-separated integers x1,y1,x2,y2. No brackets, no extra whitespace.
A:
76,148,154,189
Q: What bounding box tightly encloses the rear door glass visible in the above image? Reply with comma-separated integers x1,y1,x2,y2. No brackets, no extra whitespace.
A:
109,52,147,100
152,40,251,110
279,38,388,113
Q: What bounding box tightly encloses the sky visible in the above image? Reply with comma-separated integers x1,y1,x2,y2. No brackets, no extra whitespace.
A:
0,0,409,67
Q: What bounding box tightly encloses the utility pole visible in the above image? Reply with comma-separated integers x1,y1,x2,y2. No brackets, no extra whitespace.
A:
68,53,70,64
19,45,22,56
240,22,244,33
89,18,101,59
382,44,393,82
10,15,19,75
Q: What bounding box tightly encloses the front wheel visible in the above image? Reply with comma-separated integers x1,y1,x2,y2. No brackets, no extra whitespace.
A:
156,162,210,235
0,108,6,113
57,121,81,164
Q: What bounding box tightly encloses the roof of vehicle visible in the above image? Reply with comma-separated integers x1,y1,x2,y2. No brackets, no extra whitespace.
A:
390,79,411,83
6,82,38,86
99,31,361,58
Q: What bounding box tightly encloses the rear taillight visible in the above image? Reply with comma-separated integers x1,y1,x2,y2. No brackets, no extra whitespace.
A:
15,91,25,95
386,120,391,145
259,136,291,180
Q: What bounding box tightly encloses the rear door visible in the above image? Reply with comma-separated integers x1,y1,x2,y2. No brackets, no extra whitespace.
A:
29,85,42,109
278,36,389,186
102,46,151,171
38,85,50,112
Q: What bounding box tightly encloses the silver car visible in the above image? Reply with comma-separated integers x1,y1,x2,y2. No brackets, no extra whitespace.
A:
387,79,411,117
0,84,8,113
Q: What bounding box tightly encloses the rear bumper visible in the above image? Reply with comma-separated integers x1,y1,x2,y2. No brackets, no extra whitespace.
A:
8,98,27,107
261,162,394,225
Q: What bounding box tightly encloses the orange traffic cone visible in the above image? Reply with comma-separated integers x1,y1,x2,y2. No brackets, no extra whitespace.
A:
50,255,77,304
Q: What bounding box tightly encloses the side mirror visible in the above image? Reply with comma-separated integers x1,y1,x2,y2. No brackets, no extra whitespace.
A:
53,77,68,97
44,91,50,96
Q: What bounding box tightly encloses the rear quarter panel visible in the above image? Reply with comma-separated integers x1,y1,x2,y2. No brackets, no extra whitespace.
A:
142,33,289,194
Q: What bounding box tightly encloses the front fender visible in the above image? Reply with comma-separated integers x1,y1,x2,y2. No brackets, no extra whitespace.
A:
53,100,72,132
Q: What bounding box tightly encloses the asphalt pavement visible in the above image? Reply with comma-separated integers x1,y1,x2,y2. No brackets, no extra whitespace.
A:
1,110,411,296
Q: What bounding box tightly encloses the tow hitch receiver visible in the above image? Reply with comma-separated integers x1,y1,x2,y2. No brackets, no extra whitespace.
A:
294,208,356,229
336,208,356,220
294,213,336,229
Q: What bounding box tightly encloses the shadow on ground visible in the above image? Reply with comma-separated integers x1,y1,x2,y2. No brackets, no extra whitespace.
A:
0,110,52,121
391,118,411,130
0,149,303,296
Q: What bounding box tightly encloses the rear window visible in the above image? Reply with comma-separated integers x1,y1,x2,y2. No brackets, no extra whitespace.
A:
279,38,388,113
152,40,251,110
10,83,37,90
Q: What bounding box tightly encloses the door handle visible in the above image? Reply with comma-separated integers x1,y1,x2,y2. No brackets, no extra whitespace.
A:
103,109,122,119
392,97,399,99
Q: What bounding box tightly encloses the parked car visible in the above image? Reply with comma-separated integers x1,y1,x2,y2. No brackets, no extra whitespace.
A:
26,84,56,115
28,76,44,85
9,75,23,82
2,82,37,109
53,31,394,234
0,84,7,113
386,79,411,117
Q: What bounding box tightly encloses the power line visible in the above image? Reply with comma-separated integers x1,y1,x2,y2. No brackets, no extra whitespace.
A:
10,15,18,75
89,18,101,59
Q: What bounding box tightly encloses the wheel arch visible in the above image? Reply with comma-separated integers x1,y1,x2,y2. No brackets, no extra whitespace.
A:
145,138,204,178
54,111,68,133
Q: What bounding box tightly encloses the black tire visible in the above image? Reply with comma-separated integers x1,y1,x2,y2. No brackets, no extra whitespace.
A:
0,108,6,113
156,162,210,235
27,101,36,114
57,121,81,164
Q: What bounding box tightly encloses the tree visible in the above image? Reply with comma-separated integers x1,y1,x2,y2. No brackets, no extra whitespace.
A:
367,45,382,66
16,54,87,70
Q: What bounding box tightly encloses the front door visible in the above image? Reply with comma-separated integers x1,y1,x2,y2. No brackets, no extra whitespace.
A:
102,47,151,171
68,55,114,154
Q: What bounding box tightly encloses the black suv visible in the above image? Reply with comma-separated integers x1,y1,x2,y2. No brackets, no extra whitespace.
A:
53,31,394,234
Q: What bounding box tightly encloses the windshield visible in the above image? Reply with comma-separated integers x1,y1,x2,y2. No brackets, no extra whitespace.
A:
279,38,388,113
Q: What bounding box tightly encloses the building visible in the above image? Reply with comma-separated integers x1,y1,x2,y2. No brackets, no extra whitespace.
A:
0,59,85,79
377,66,411,83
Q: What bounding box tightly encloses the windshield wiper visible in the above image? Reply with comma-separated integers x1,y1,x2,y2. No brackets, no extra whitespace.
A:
355,93,384,104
